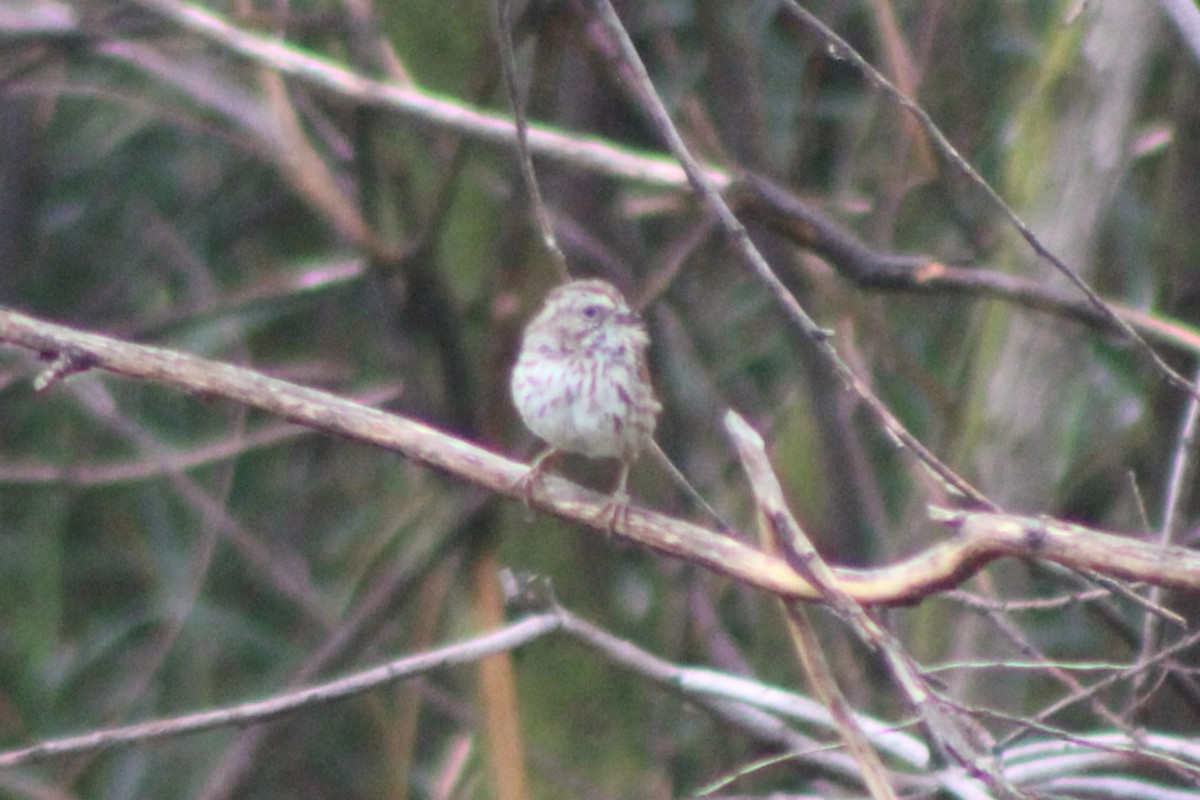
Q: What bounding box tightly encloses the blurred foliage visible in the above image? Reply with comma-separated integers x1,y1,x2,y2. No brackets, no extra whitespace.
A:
2,0,1200,798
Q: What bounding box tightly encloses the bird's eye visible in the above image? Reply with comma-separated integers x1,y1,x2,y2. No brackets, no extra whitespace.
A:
581,304,602,320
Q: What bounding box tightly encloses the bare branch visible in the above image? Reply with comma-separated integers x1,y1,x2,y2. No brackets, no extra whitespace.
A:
77,0,1200,362
3,308,1199,605
0,614,562,769
779,1,1200,402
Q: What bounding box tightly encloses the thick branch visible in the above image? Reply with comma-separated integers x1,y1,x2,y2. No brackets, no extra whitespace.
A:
2,307,1198,603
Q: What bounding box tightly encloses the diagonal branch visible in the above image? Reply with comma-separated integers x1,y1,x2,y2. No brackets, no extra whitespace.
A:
0,613,562,769
779,1,1199,402
2,307,1199,603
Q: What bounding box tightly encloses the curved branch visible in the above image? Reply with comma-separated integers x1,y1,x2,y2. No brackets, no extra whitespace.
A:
2,307,1198,604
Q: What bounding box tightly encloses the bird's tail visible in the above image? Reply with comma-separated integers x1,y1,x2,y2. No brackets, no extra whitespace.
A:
647,440,733,533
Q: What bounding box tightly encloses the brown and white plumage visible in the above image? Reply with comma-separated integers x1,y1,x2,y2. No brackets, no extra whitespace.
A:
510,279,661,526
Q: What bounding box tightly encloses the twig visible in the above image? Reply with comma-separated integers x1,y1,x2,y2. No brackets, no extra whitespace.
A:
497,0,570,281
577,0,994,510
0,614,562,768
107,1,1200,360
779,1,1200,403
725,411,1015,796
1132,364,1200,707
